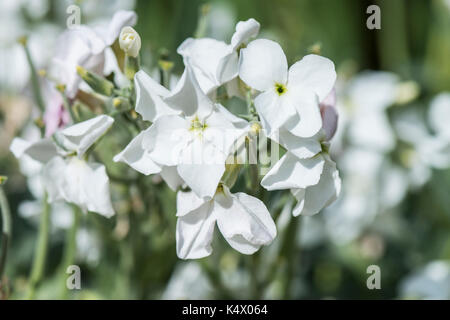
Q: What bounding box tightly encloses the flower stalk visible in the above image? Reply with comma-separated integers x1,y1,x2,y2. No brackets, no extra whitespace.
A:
27,193,51,299
0,177,12,285
19,36,46,113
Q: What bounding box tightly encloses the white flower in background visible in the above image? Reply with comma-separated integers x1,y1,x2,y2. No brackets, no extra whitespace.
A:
50,10,137,98
429,92,450,140
119,26,141,57
400,260,450,299
239,39,336,138
341,71,400,152
176,185,276,259
11,115,115,217
162,262,213,299
178,18,260,95
393,108,450,188
115,66,249,199
321,71,418,244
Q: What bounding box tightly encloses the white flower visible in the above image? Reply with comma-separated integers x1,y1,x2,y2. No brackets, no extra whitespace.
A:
239,39,336,138
119,26,141,57
260,128,341,216
113,67,198,190
177,18,260,95
429,92,450,140
400,260,450,299
291,155,341,216
50,10,137,98
176,185,277,259
162,262,213,299
10,115,115,217
343,71,399,152
115,66,249,199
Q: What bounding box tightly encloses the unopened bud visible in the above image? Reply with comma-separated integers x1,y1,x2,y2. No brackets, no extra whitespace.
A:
17,35,28,46
76,65,114,96
249,122,261,136
119,26,141,58
0,176,7,185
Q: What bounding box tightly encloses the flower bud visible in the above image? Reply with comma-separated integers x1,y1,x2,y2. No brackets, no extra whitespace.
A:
76,66,114,96
320,88,338,141
0,176,7,185
119,26,141,58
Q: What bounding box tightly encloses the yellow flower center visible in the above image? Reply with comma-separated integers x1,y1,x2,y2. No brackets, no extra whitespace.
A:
189,116,208,136
275,83,287,96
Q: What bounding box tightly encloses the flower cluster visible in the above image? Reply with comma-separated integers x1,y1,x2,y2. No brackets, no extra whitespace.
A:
10,11,341,260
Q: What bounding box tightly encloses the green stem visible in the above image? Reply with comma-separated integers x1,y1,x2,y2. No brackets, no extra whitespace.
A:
281,217,300,299
60,206,81,299
60,91,78,123
249,252,262,299
194,4,211,38
0,184,12,283
199,260,233,299
22,41,45,113
27,193,51,299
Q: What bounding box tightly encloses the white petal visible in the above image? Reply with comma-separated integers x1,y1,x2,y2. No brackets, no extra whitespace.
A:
284,91,322,138
230,18,260,50
134,70,179,122
160,166,184,191
163,65,214,117
177,38,230,94
215,18,260,85
348,112,395,152
239,39,288,92
42,157,66,202
176,190,206,217
348,71,399,111
95,10,137,46
214,187,276,254
61,158,115,217
288,54,336,102
82,162,115,217
177,163,225,200
254,90,297,135
11,138,58,164
56,115,114,157
113,130,162,175
261,152,325,190
144,115,191,166
216,51,239,85
292,158,341,216
278,129,323,159
203,105,249,156
50,27,105,98
176,201,216,259
10,138,31,159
